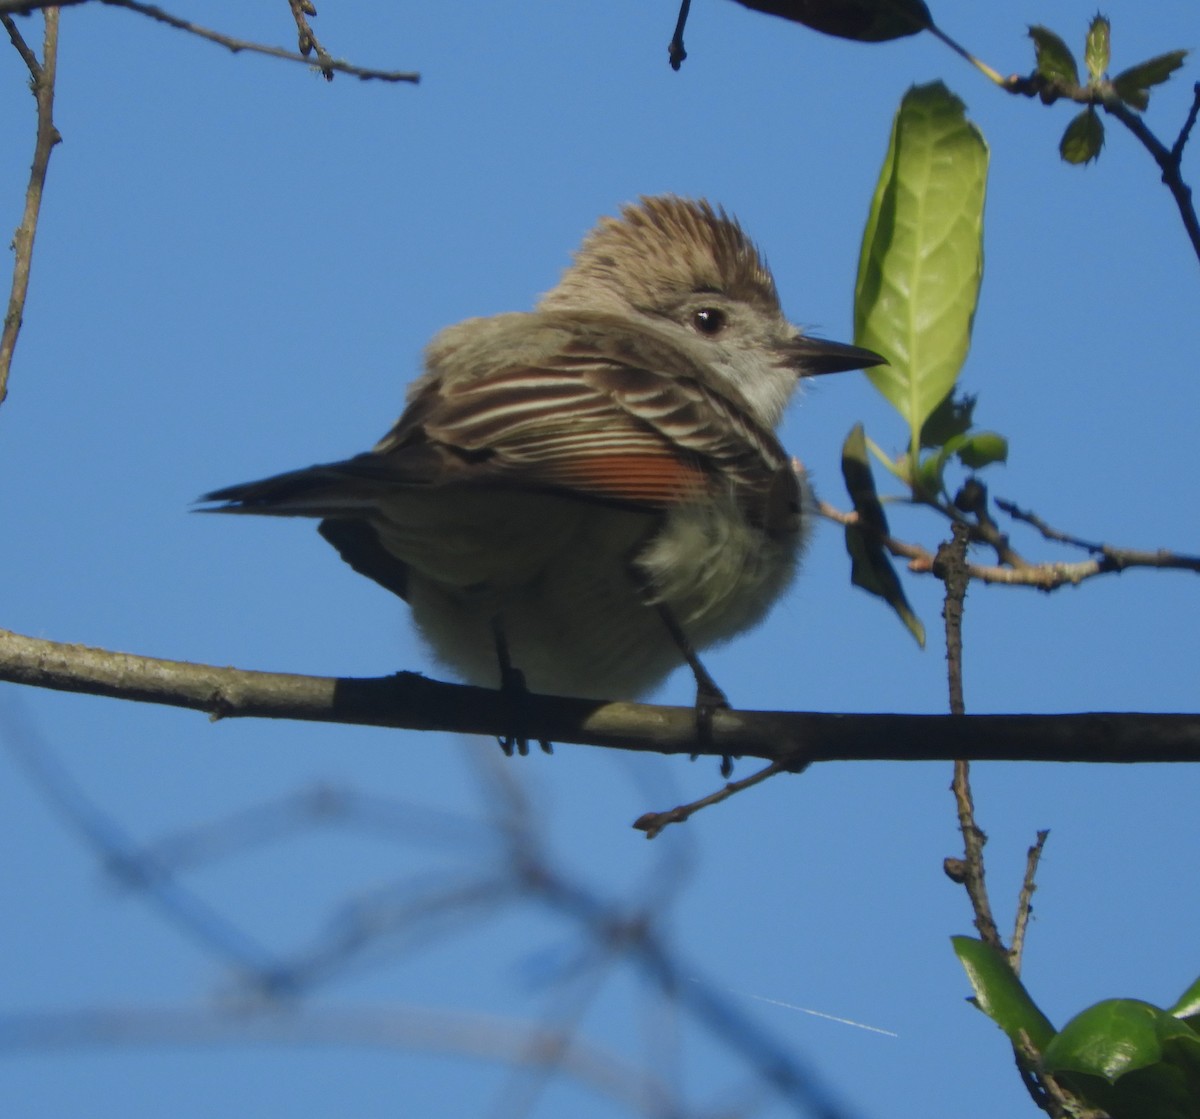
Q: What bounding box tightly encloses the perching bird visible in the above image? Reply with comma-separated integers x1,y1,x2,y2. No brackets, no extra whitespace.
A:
202,196,880,745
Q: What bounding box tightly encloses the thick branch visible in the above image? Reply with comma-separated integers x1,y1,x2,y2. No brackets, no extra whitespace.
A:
3,628,1200,763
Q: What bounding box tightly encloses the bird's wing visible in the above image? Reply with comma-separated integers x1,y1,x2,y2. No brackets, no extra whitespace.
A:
371,312,792,513
203,313,793,519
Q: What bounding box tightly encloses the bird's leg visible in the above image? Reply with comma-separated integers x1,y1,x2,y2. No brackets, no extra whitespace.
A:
656,605,735,777
491,617,552,757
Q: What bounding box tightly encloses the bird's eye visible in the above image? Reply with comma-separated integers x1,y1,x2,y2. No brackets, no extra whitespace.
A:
691,307,727,336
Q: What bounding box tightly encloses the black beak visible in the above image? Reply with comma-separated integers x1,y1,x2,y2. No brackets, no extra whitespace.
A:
789,335,886,376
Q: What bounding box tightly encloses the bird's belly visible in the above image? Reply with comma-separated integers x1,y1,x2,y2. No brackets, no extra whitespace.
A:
393,491,672,698
394,489,802,702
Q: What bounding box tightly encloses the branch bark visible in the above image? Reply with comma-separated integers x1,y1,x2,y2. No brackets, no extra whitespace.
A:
0,7,60,405
3,628,1200,763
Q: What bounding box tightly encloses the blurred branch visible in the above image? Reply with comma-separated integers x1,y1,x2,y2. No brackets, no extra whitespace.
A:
3,627,1200,763
818,500,1200,587
0,7,60,407
0,1005,682,1115
0,0,420,82
4,718,849,1117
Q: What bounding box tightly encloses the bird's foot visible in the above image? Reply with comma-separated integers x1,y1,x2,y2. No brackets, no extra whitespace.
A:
496,661,552,757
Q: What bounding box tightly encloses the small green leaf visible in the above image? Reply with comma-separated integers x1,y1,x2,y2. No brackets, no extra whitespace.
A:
731,0,932,41
1118,85,1151,112
1060,108,1105,164
841,424,925,646
955,430,1008,469
952,936,1057,1051
1085,15,1111,81
1029,25,1080,86
920,391,976,448
913,448,945,498
1168,974,1200,1024
854,82,988,452
1113,50,1189,111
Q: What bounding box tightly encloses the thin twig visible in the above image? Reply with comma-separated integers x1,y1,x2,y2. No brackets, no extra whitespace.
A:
632,759,795,838
996,497,1200,573
935,524,1003,950
925,22,1004,84
818,501,1200,587
1171,81,1200,164
934,523,970,719
667,0,690,71
0,0,420,82
284,0,334,82
995,498,1105,551
1009,830,1049,975
0,7,60,407
1100,91,1200,264
997,69,1200,266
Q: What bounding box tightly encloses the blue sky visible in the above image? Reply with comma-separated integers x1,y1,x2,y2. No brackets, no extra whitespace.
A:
1,2,1198,1117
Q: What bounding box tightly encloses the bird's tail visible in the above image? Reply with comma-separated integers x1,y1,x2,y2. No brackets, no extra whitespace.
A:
198,458,389,518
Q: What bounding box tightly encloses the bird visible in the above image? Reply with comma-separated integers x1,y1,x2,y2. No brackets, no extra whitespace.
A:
201,196,881,756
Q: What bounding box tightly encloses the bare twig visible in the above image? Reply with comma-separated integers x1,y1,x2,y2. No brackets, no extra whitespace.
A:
1100,90,1200,265
667,0,690,70
0,8,60,406
1010,830,1049,974
4,627,1200,763
1171,81,1200,164
935,525,1003,950
284,0,334,82
818,501,1200,587
0,0,420,83
934,523,971,719
632,759,795,838
997,497,1200,575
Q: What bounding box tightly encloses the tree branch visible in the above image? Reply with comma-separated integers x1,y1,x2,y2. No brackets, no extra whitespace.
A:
0,7,60,406
818,501,1200,588
998,70,1200,266
0,0,420,83
3,628,1200,763
283,0,334,82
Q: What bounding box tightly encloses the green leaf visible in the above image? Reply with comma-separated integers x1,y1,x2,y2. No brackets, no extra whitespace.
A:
1060,108,1105,164
854,82,988,453
730,0,932,42
1085,15,1111,81
913,429,1007,500
1118,84,1151,112
952,936,1057,1051
1029,25,1080,86
841,424,925,646
1044,999,1200,1119
1168,975,1200,1023
1113,50,1189,111
955,430,1008,469
919,391,976,448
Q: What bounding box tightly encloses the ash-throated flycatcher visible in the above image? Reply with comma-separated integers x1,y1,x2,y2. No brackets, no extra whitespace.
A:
203,196,880,735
